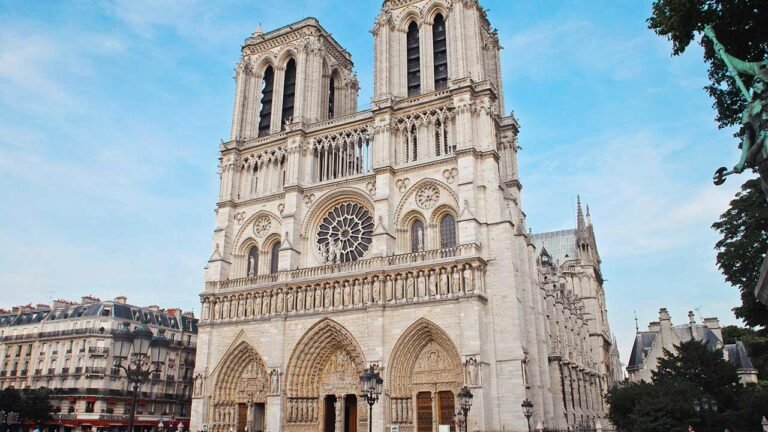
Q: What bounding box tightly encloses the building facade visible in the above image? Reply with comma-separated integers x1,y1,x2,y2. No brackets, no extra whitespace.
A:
192,2,620,432
627,308,758,385
0,297,198,432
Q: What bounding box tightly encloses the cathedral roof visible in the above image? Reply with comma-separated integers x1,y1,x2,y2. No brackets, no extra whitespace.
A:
532,229,578,264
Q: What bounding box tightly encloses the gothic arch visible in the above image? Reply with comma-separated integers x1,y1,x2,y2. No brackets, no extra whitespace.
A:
422,1,451,24
393,178,458,227
233,210,282,253
253,56,276,76
397,8,423,32
387,318,462,397
209,341,269,432
276,48,299,68
285,318,367,397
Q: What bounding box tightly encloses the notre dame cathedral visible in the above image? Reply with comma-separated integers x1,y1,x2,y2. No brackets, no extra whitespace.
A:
191,1,623,431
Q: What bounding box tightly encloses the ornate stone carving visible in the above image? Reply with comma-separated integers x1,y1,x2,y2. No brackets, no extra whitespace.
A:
395,178,410,194
253,216,271,237
303,193,316,207
234,211,247,224
277,202,285,214
443,167,458,184
365,180,376,196
269,368,281,395
415,185,440,209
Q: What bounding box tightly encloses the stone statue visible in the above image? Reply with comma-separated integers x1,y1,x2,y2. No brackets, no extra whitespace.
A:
270,369,280,394
464,264,474,293
705,26,768,200
248,255,256,277
417,271,426,298
428,269,437,297
439,268,449,296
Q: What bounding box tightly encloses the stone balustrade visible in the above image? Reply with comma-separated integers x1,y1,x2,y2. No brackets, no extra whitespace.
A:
201,245,485,324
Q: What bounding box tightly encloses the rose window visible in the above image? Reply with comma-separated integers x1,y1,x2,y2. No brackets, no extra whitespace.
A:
316,203,374,263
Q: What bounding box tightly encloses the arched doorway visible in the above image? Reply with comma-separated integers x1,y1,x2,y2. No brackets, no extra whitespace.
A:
285,319,367,432
388,319,463,432
211,342,269,432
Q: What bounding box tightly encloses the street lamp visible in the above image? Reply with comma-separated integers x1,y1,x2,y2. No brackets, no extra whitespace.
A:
457,386,473,432
359,366,383,432
521,399,534,432
113,322,170,432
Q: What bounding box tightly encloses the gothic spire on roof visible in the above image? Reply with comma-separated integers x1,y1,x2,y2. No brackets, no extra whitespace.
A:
576,195,586,231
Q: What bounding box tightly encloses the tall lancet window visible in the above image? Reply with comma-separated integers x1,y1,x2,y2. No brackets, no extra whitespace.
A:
281,59,297,128
411,220,425,252
269,242,280,274
433,14,448,90
439,214,456,249
258,66,274,137
407,22,421,96
247,246,259,277
328,75,336,119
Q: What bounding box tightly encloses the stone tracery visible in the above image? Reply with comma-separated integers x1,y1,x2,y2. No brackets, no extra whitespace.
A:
211,342,269,432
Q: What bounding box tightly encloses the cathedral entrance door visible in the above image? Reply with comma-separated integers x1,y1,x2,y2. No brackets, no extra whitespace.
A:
416,392,433,432
324,395,337,432
237,403,248,432
343,395,357,432
252,403,265,432
437,391,455,432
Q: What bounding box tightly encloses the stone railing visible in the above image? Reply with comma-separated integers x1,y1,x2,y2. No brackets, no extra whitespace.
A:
207,244,480,293
201,245,485,324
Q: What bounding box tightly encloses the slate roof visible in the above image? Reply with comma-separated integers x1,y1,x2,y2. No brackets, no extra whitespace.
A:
725,341,755,369
533,229,578,264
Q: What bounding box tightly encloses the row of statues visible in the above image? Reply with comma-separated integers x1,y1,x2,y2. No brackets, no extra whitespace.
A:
204,263,484,321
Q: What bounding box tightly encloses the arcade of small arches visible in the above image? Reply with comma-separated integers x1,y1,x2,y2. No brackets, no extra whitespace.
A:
206,318,471,432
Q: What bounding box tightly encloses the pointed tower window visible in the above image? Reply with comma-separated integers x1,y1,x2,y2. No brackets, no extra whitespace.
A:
247,246,259,277
439,214,456,249
407,22,421,96
270,242,280,274
328,75,336,119
281,59,297,128
257,66,274,137
433,14,448,90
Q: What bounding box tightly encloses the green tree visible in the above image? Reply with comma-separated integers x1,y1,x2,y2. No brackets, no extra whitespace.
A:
712,179,768,328
649,0,768,329
0,387,52,427
647,0,768,129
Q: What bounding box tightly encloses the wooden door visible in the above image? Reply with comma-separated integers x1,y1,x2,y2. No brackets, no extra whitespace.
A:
237,403,248,432
344,395,357,432
324,395,337,432
437,391,456,432
416,392,433,432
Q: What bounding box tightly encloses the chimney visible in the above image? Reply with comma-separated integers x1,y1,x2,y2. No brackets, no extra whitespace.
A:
688,311,698,340
703,317,722,342
659,308,674,345
648,321,661,333
36,304,50,311
114,296,127,304
147,305,160,312
81,295,100,305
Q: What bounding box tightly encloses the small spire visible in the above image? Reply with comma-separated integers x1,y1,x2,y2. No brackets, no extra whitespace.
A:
253,23,264,37
585,204,592,226
576,195,586,230
634,310,639,333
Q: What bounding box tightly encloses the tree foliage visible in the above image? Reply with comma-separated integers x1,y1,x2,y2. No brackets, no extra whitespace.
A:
607,340,768,432
712,179,768,328
647,0,768,129
0,387,52,425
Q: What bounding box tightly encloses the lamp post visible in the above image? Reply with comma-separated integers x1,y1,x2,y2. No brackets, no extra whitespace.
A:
692,397,718,432
520,399,534,432
457,386,473,432
112,323,170,432
359,366,383,432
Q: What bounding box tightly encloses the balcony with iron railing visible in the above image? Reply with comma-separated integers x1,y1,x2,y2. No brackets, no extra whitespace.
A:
85,366,106,377
88,346,109,356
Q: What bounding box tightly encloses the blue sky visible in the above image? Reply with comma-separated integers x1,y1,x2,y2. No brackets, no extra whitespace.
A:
0,0,751,367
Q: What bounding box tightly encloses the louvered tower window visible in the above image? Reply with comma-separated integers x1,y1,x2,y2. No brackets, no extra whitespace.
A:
407,22,421,96
328,75,335,119
281,59,297,128
257,67,274,137
433,14,448,90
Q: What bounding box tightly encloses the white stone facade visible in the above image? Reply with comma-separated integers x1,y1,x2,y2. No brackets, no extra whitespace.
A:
192,2,620,432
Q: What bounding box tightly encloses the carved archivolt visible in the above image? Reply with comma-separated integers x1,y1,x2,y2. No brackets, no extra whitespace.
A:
214,341,269,403
387,318,462,398
285,318,367,398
